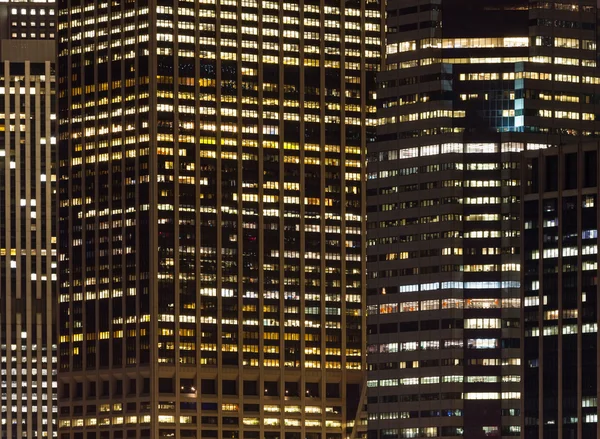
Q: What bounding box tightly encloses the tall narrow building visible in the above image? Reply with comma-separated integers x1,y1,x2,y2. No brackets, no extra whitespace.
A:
0,1,57,439
368,1,600,439
522,143,600,439
56,1,380,438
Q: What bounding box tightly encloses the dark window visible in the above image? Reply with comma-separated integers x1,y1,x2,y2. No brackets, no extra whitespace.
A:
264,381,278,396
222,380,237,395
201,379,216,395
585,150,597,187
284,381,299,397
305,382,319,397
142,378,150,394
326,383,340,398
243,380,257,396
379,323,397,333
102,380,109,396
129,379,136,395
545,155,558,191
420,320,440,330
564,153,577,189
158,378,173,394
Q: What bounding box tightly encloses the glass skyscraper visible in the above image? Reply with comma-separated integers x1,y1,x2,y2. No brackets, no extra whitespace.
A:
56,0,380,438
0,1,57,438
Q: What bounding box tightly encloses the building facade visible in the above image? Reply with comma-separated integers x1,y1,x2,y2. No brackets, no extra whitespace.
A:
57,0,380,438
0,1,57,439
522,142,600,439
367,1,600,438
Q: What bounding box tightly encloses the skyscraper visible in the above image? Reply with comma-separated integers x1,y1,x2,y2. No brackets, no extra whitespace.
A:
367,1,600,438
522,143,600,439
57,1,380,438
0,1,57,439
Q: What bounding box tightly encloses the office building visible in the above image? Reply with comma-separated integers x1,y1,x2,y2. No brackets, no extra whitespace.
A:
367,1,600,438
522,143,600,439
0,1,56,41
0,1,57,439
56,1,380,438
